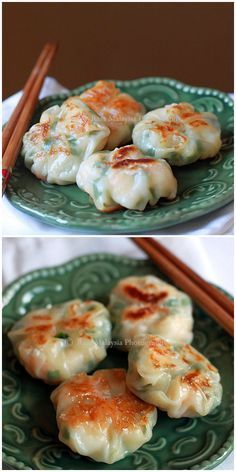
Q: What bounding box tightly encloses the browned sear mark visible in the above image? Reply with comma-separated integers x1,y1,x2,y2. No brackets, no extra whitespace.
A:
112,158,156,169
153,122,181,139
182,345,205,362
207,362,217,373
41,122,50,138
25,324,53,333
59,316,93,331
182,370,210,390
25,323,54,345
151,353,176,369
189,120,207,127
112,145,137,160
124,285,168,304
124,304,168,321
149,337,174,357
181,112,196,119
124,305,155,320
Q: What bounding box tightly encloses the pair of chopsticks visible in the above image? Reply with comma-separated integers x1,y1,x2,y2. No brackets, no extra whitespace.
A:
132,237,234,337
2,42,58,195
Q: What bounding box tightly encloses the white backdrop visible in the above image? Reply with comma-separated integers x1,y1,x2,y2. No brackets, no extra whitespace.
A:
2,236,234,294
2,236,234,470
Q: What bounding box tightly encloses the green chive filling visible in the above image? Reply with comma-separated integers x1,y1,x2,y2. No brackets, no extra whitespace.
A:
47,370,60,381
55,332,69,339
63,428,70,440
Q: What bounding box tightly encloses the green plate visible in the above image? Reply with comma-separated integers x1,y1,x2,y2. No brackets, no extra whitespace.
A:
2,253,233,470
5,78,234,234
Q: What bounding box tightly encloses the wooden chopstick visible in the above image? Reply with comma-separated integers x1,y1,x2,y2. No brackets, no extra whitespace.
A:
132,237,234,337
2,42,58,195
2,43,52,155
146,238,234,318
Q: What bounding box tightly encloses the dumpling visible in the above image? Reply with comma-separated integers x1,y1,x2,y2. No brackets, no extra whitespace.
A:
132,102,222,166
80,80,145,149
8,299,111,384
109,275,193,349
23,97,110,184
51,368,157,464
126,334,222,418
76,145,177,212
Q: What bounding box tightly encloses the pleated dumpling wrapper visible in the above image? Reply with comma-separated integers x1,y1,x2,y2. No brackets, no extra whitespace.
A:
80,80,145,149
126,335,222,418
51,368,157,464
23,97,110,184
8,299,111,384
109,275,193,349
76,145,177,212
132,102,222,166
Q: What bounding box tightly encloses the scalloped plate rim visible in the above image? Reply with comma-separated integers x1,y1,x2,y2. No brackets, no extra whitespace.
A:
5,76,234,233
2,253,234,470
22,76,236,107
5,192,234,234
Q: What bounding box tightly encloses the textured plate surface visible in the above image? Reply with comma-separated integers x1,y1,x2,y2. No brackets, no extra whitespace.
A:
2,253,233,470
5,77,234,233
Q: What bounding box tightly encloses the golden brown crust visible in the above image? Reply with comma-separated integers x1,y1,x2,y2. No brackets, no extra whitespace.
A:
111,158,156,169
112,145,137,160
124,305,169,321
57,369,155,431
80,81,119,113
148,336,175,357
188,119,208,127
181,370,210,390
58,314,93,331
99,204,122,213
123,284,168,304
80,81,143,124
24,324,55,345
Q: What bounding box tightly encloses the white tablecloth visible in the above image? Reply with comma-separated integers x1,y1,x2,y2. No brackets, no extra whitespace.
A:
2,236,234,469
2,236,234,293
2,78,234,236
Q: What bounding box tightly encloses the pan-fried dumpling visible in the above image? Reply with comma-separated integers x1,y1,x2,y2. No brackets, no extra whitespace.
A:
109,275,193,349
8,299,111,384
76,145,177,212
132,102,222,166
126,334,222,418
80,80,145,149
51,368,157,464
22,97,110,184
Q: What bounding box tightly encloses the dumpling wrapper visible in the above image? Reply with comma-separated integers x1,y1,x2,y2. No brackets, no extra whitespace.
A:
23,97,110,184
76,145,177,212
109,275,193,350
51,368,157,464
8,299,111,384
126,334,222,418
80,80,145,149
132,102,222,166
